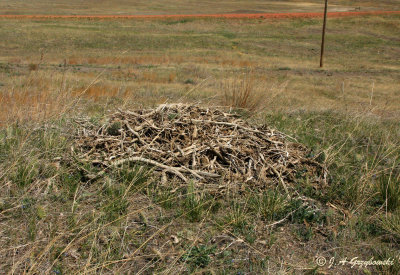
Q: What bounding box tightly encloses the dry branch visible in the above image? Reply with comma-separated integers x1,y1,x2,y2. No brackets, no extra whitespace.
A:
72,104,324,192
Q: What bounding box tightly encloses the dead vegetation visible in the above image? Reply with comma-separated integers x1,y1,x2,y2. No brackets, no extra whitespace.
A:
1,11,400,274
73,104,325,194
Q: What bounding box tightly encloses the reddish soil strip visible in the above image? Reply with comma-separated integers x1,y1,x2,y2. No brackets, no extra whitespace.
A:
1,11,399,20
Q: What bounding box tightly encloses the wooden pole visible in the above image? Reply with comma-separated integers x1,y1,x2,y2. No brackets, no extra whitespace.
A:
320,0,328,67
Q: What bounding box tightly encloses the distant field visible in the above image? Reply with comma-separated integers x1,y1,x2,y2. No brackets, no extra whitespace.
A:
1,14,399,123
1,0,400,15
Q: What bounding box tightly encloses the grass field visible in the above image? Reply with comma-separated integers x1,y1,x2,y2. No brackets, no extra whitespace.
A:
1,4,400,274
1,0,400,15
1,15,399,122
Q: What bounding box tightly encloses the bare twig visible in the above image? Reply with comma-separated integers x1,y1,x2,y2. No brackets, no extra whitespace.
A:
73,104,324,194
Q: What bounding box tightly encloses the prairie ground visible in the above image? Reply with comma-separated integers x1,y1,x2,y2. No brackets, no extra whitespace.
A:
1,0,400,15
0,9,400,275
1,15,399,122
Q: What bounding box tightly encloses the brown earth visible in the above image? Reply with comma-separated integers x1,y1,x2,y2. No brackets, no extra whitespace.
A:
1,10,399,20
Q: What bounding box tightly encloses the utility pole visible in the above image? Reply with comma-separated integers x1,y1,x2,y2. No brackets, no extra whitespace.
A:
320,0,328,67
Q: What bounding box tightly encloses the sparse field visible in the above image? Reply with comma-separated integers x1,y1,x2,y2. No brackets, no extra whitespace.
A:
1,0,400,15
1,15,399,122
0,8,400,275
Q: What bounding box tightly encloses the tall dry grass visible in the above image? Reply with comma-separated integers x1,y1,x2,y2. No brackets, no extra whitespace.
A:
0,71,135,126
0,72,69,125
221,69,287,113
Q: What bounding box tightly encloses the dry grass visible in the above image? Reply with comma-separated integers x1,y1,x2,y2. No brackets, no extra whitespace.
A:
221,69,289,112
222,70,265,112
2,14,398,119
0,72,136,125
72,84,120,101
0,72,68,125
65,55,257,68
1,12,400,274
3,0,400,16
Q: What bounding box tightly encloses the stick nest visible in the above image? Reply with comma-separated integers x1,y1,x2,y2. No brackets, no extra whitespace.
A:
73,104,326,193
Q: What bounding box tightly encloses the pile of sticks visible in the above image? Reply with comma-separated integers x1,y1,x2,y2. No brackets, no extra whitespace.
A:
73,104,324,193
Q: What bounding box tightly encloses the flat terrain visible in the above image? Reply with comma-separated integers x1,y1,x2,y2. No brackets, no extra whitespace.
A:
1,14,399,122
1,3,400,274
2,10,400,20
1,0,400,15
